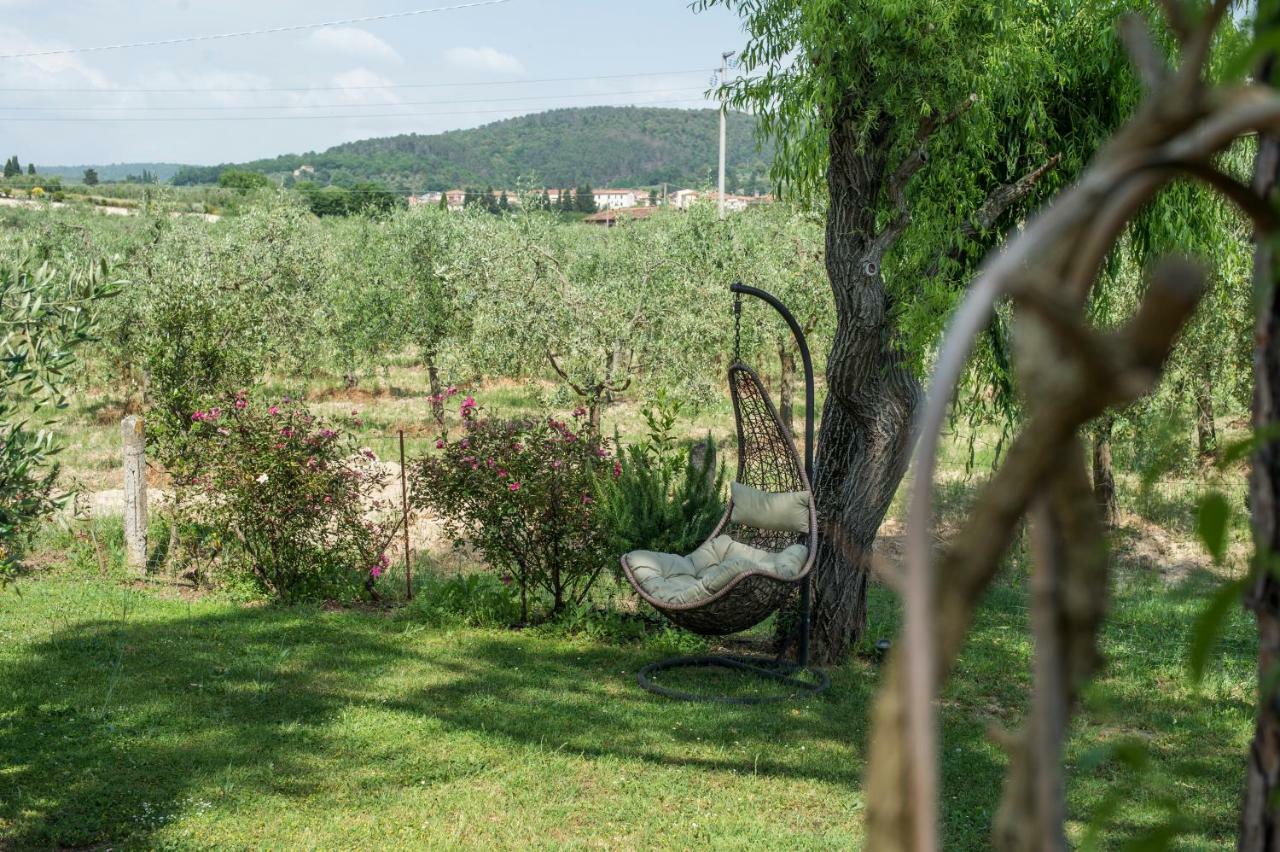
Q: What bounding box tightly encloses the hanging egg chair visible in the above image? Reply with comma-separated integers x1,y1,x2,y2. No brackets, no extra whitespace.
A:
619,282,828,702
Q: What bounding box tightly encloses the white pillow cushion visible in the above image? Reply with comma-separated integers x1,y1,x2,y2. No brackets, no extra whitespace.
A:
729,481,811,532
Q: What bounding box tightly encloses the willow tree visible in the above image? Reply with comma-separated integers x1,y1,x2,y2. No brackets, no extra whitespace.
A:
700,0,1147,662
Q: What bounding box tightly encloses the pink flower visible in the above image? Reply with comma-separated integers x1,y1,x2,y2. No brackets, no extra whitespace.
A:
486,457,495,468
217,427,230,436
191,411,204,422
508,481,521,491
208,407,222,419
513,443,523,452
268,405,280,416
613,461,622,478
370,564,383,579
446,386,459,397
323,495,332,503
234,398,247,410
551,459,562,470
573,406,587,418
280,427,295,438
581,494,593,505
428,393,443,404
595,447,608,458
497,469,508,478
460,438,470,450
435,439,445,449
460,396,477,417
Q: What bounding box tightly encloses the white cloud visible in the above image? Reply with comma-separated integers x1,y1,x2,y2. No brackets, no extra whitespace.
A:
0,26,111,90
442,46,524,75
308,27,402,65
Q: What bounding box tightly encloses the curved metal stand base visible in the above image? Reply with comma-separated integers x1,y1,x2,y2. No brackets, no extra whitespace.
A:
636,654,830,704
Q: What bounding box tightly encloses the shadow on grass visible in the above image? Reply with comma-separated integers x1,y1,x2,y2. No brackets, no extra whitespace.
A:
0,585,1031,849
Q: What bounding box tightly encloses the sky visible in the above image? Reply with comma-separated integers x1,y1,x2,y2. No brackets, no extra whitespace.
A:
0,0,746,166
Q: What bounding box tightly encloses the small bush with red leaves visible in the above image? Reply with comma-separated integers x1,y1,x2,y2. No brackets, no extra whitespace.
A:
410,397,617,622
179,391,394,601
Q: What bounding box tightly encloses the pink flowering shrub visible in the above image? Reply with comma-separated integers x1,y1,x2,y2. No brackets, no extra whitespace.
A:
178,391,395,601
409,399,615,622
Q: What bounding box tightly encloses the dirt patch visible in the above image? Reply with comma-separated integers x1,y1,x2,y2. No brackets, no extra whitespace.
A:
1111,510,1215,584
309,385,421,403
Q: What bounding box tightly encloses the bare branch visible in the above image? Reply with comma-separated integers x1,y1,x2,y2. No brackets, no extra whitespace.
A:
1182,0,1234,84
926,154,1062,278
545,350,588,398
1157,0,1193,42
868,93,979,266
1119,13,1170,91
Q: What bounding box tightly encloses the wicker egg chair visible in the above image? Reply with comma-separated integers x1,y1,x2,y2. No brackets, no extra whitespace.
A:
620,283,829,703
620,361,817,635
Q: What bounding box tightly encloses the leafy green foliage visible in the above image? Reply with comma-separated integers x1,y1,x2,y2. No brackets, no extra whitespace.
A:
177,392,394,601
0,250,117,577
171,107,771,193
406,570,523,628
134,201,327,460
409,397,616,621
216,170,272,192
596,394,726,557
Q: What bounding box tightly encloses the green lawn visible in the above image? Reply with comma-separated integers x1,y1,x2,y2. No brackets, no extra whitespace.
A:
0,555,1256,850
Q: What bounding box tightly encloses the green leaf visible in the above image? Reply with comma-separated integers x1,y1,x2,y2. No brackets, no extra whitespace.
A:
1188,577,1249,683
1195,491,1230,564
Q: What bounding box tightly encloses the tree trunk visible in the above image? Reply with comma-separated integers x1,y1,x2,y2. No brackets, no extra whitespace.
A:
809,110,922,665
1196,374,1219,461
1242,52,1280,851
588,395,603,432
425,348,444,427
1092,415,1118,528
778,339,796,439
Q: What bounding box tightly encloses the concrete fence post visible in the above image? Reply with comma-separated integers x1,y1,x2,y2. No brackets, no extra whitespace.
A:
121,415,147,574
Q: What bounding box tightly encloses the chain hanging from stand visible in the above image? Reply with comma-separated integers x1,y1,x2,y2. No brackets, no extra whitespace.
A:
733,290,743,362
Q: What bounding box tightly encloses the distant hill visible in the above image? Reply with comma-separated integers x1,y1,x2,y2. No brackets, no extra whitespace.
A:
37,163,188,183
171,106,772,194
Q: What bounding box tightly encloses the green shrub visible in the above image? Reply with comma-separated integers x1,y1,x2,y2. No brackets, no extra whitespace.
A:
410,397,616,622
0,250,117,579
596,396,726,558
175,391,395,601
407,571,522,628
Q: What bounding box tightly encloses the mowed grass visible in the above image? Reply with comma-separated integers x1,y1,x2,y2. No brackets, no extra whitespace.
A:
0,551,1256,850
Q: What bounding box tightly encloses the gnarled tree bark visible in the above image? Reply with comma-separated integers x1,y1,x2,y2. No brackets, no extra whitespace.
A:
1241,47,1280,852
809,97,1060,664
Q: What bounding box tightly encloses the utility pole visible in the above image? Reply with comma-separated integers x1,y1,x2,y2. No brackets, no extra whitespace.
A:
718,51,734,219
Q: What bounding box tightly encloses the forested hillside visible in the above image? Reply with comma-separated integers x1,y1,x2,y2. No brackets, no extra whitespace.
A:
171,107,770,193
36,163,187,183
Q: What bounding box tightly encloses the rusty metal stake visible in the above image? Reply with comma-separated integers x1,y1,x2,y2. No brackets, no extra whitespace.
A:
399,430,412,600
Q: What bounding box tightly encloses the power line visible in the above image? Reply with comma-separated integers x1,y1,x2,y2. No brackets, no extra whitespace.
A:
0,0,515,60
0,98,713,122
0,68,717,94
0,87,708,112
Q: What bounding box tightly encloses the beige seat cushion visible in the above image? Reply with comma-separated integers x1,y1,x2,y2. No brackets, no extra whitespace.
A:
627,535,809,606
729,481,811,533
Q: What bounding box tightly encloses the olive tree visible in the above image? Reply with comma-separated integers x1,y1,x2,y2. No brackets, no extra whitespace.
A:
1,250,117,577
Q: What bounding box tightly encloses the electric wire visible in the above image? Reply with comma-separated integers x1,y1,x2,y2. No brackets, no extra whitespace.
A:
0,68,717,95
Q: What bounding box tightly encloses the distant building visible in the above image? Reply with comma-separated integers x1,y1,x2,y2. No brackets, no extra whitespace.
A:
668,189,768,212
583,206,661,227
292,164,315,179
592,188,640,210
407,191,443,207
